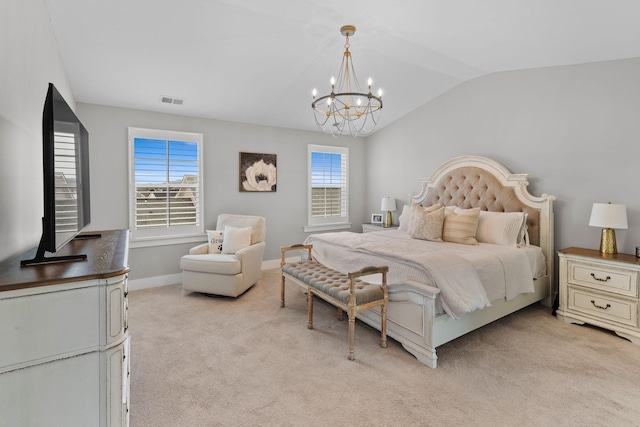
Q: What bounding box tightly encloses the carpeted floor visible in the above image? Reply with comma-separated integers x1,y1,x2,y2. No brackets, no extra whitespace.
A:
128,269,640,426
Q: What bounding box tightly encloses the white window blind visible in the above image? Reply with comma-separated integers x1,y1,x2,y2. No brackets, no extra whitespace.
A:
53,128,79,235
306,144,350,232
128,127,203,243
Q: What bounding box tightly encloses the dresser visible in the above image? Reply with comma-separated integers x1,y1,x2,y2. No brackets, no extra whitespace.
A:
0,230,130,427
557,247,640,344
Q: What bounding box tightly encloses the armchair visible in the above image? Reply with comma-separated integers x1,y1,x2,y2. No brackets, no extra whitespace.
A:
180,214,266,297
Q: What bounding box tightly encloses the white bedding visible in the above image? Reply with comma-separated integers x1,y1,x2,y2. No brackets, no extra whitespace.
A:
304,230,545,319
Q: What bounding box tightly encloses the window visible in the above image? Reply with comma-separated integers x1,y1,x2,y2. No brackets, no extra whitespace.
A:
128,127,203,245
305,144,350,232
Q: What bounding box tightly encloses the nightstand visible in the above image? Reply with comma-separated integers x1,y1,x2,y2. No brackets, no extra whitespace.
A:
362,223,398,233
557,247,640,344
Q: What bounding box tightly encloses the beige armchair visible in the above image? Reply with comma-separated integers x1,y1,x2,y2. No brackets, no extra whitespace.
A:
180,214,266,297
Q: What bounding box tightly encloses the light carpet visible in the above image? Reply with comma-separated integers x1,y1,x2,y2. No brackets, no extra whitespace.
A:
128,268,640,426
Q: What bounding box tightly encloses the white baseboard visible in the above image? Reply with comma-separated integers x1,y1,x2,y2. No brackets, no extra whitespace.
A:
128,273,182,291
128,258,295,291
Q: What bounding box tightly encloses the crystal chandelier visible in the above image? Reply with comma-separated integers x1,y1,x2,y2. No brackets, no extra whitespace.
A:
312,25,383,138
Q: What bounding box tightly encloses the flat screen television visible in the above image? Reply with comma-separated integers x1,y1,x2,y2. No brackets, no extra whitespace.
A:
21,83,92,266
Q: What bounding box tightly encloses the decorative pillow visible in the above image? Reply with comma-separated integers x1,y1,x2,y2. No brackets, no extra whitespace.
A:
206,230,224,254
476,211,527,246
400,203,442,233
409,206,445,242
442,207,480,245
221,226,252,254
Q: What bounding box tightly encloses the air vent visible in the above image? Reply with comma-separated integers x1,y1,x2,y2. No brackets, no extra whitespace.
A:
160,96,185,105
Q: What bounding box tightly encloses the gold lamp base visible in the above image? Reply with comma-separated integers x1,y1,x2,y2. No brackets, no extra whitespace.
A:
384,211,393,228
599,228,617,254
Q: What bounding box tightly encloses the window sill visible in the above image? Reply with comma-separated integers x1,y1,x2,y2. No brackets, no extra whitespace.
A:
303,223,351,233
129,233,207,249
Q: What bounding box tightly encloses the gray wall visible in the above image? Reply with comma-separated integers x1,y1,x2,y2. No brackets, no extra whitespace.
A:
76,103,366,280
0,0,76,261
366,58,640,257
3,0,639,283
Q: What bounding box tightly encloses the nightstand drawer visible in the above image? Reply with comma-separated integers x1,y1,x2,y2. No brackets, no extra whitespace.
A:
568,260,638,297
568,287,638,327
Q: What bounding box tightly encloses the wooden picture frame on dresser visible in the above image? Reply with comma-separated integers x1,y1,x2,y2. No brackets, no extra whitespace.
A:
557,247,640,345
0,230,131,427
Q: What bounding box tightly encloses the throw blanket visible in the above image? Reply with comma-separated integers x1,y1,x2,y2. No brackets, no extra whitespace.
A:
304,231,535,319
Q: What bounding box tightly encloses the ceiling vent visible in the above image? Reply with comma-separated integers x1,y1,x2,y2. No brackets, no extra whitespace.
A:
160,96,185,105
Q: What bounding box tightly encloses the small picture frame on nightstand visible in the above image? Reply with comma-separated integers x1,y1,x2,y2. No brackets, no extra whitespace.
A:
371,214,383,225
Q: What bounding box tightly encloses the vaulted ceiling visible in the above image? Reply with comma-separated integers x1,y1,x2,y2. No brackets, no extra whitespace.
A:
45,0,640,134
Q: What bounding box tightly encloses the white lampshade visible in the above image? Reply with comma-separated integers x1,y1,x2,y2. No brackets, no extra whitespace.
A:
589,203,628,229
381,197,396,212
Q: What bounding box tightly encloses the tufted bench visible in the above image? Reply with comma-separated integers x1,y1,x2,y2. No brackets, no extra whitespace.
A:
280,244,389,361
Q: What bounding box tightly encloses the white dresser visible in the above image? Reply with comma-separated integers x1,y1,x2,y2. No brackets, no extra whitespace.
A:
557,247,640,345
0,230,130,427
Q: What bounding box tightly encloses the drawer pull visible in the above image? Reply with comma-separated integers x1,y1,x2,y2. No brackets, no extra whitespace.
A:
590,273,611,282
590,299,611,310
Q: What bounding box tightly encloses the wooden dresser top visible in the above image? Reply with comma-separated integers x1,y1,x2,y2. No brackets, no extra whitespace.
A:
0,230,129,292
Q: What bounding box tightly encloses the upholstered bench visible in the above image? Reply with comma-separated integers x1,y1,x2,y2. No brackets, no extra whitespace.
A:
280,244,389,361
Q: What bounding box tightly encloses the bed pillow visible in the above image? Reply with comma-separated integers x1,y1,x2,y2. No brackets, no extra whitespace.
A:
206,230,225,254
398,205,412,232
399,203,441,233
221,226,252,254
409,206,445,242
442,207,480,245
476,211,527,246
410,203,443,233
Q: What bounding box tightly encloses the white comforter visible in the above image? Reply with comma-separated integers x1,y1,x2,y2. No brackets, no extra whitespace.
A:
304,230,537,319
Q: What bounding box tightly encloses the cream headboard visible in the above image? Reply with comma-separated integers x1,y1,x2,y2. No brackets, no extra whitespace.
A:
411,156,555,291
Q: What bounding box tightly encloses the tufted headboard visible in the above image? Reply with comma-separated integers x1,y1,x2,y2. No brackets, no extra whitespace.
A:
411,156,555,291
421,166,541,245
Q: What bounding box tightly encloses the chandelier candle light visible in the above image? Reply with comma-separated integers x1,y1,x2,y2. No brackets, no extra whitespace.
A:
312,25,383,138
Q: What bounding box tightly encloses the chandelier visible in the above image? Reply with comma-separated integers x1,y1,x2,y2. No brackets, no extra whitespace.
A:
312,25,383,138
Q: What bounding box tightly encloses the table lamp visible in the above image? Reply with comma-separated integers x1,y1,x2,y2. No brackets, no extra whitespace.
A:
381,197,396,228
588,202,628,254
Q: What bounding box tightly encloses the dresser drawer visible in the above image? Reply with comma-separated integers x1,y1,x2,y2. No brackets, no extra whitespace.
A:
567,259,638,297
101,276,128,347
568,287,638,327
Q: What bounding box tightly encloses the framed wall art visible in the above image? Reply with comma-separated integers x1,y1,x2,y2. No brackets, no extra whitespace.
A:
239,152,277,192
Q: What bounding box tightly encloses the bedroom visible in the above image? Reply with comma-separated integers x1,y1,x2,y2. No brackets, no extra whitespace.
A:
2,0,638,270
1,0,639,425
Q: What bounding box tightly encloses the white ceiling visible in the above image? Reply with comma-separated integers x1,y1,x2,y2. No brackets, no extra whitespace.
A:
44,0,640,134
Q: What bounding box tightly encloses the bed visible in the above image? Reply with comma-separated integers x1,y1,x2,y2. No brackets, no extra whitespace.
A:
304,155,555,368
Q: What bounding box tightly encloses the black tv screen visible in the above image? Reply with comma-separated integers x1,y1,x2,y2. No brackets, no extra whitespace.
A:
21,83,91,266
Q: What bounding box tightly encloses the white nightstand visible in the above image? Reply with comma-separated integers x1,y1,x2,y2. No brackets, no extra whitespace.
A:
557,247,640,344
362,223,398,233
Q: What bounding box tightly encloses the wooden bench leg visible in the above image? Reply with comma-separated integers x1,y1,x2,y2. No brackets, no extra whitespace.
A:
280,273,285,308
380,303,388,348
307,290,314,329
336,307,343,321
348,309,356,361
